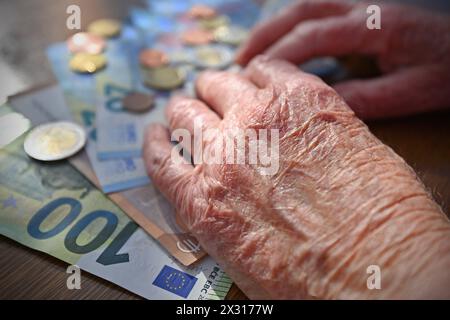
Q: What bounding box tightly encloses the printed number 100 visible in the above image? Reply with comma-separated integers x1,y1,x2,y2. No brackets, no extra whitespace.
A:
27,197,138,266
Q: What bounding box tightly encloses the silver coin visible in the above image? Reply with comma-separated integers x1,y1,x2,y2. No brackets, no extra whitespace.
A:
193,45,233,69
24,121,86,161
214,25,249,46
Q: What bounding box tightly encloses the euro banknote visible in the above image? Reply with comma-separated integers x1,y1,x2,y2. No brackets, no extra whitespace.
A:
46,41,150,193
10,85,206,266
0,103,232,300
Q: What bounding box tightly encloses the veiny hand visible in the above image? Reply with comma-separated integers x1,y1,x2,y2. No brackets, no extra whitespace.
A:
236,0,450,120
144,56,450,299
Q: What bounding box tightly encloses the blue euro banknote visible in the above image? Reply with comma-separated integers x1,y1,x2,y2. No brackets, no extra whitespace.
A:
94,28,171,160
46,37,151,193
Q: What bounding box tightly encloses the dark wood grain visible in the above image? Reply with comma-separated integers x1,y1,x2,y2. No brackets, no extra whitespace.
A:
0,0,449,300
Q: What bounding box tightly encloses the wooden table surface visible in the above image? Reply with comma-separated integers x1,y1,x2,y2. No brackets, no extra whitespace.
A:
0,0,449,300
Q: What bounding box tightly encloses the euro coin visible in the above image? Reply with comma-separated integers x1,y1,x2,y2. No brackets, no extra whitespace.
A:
87,19,121,38
69,53,107,73
199,15,229,30
143,66,185,90
24,121,86,161
181,29,213,46
188,4,217,19
193,45,233,69
169,50,192,65
139,49,169,68
122,92,155,113
214,25,248,46
67,32,106,54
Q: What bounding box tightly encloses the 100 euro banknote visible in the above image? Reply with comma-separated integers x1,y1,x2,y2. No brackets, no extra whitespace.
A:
0,103,232,300
10,85,206,266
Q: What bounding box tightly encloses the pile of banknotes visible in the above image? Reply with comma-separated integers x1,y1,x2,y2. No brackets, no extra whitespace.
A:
1,0,343,300
0,0,292,300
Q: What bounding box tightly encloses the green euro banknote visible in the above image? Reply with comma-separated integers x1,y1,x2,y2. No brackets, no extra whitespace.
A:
0,103,232,300
9,85,206,266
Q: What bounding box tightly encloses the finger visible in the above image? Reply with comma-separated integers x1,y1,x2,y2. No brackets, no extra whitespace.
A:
235,0,354,65
333,65,450,120
244,55,324,89
195,70,259,117
143,123,194,207
166,95,221,134
264,11,389,65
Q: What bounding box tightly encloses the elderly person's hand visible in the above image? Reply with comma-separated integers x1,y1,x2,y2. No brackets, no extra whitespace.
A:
143,56,450,299
236,0,450,119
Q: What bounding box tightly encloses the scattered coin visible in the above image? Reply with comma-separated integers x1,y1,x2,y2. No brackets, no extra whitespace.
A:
181,29,214,46
143,66,185,90
24,121,86,161
87,19,122,38
67,32,106,55
139,49,169,68
188,4,217,19
214,25,249,46
169,50,192,65
199,15,229,30
122,92,155,113
69,53,107,73
193,45,233,69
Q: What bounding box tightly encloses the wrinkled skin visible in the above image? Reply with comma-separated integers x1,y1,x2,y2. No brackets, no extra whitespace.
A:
236,0,450,119
144,56,450,299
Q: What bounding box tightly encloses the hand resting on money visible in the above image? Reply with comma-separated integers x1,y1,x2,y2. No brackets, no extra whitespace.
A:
143,56,450,299
236,0,450,120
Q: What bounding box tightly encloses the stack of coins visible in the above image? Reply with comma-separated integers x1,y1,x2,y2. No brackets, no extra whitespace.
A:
67,19,122,74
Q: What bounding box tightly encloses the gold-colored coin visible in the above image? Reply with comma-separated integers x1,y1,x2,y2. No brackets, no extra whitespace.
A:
143,66,185,90
214,25,248,46
194,46,233,69
69,53,107,74
181,28,213,46
199,15,229,30
87,19,122,38
197,47,222,66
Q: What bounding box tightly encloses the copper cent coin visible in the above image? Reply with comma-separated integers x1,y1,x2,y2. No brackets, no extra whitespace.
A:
181,29,213,46
67,32,106,55
188,4,217,19
139,49,169,68
122,92,155,113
